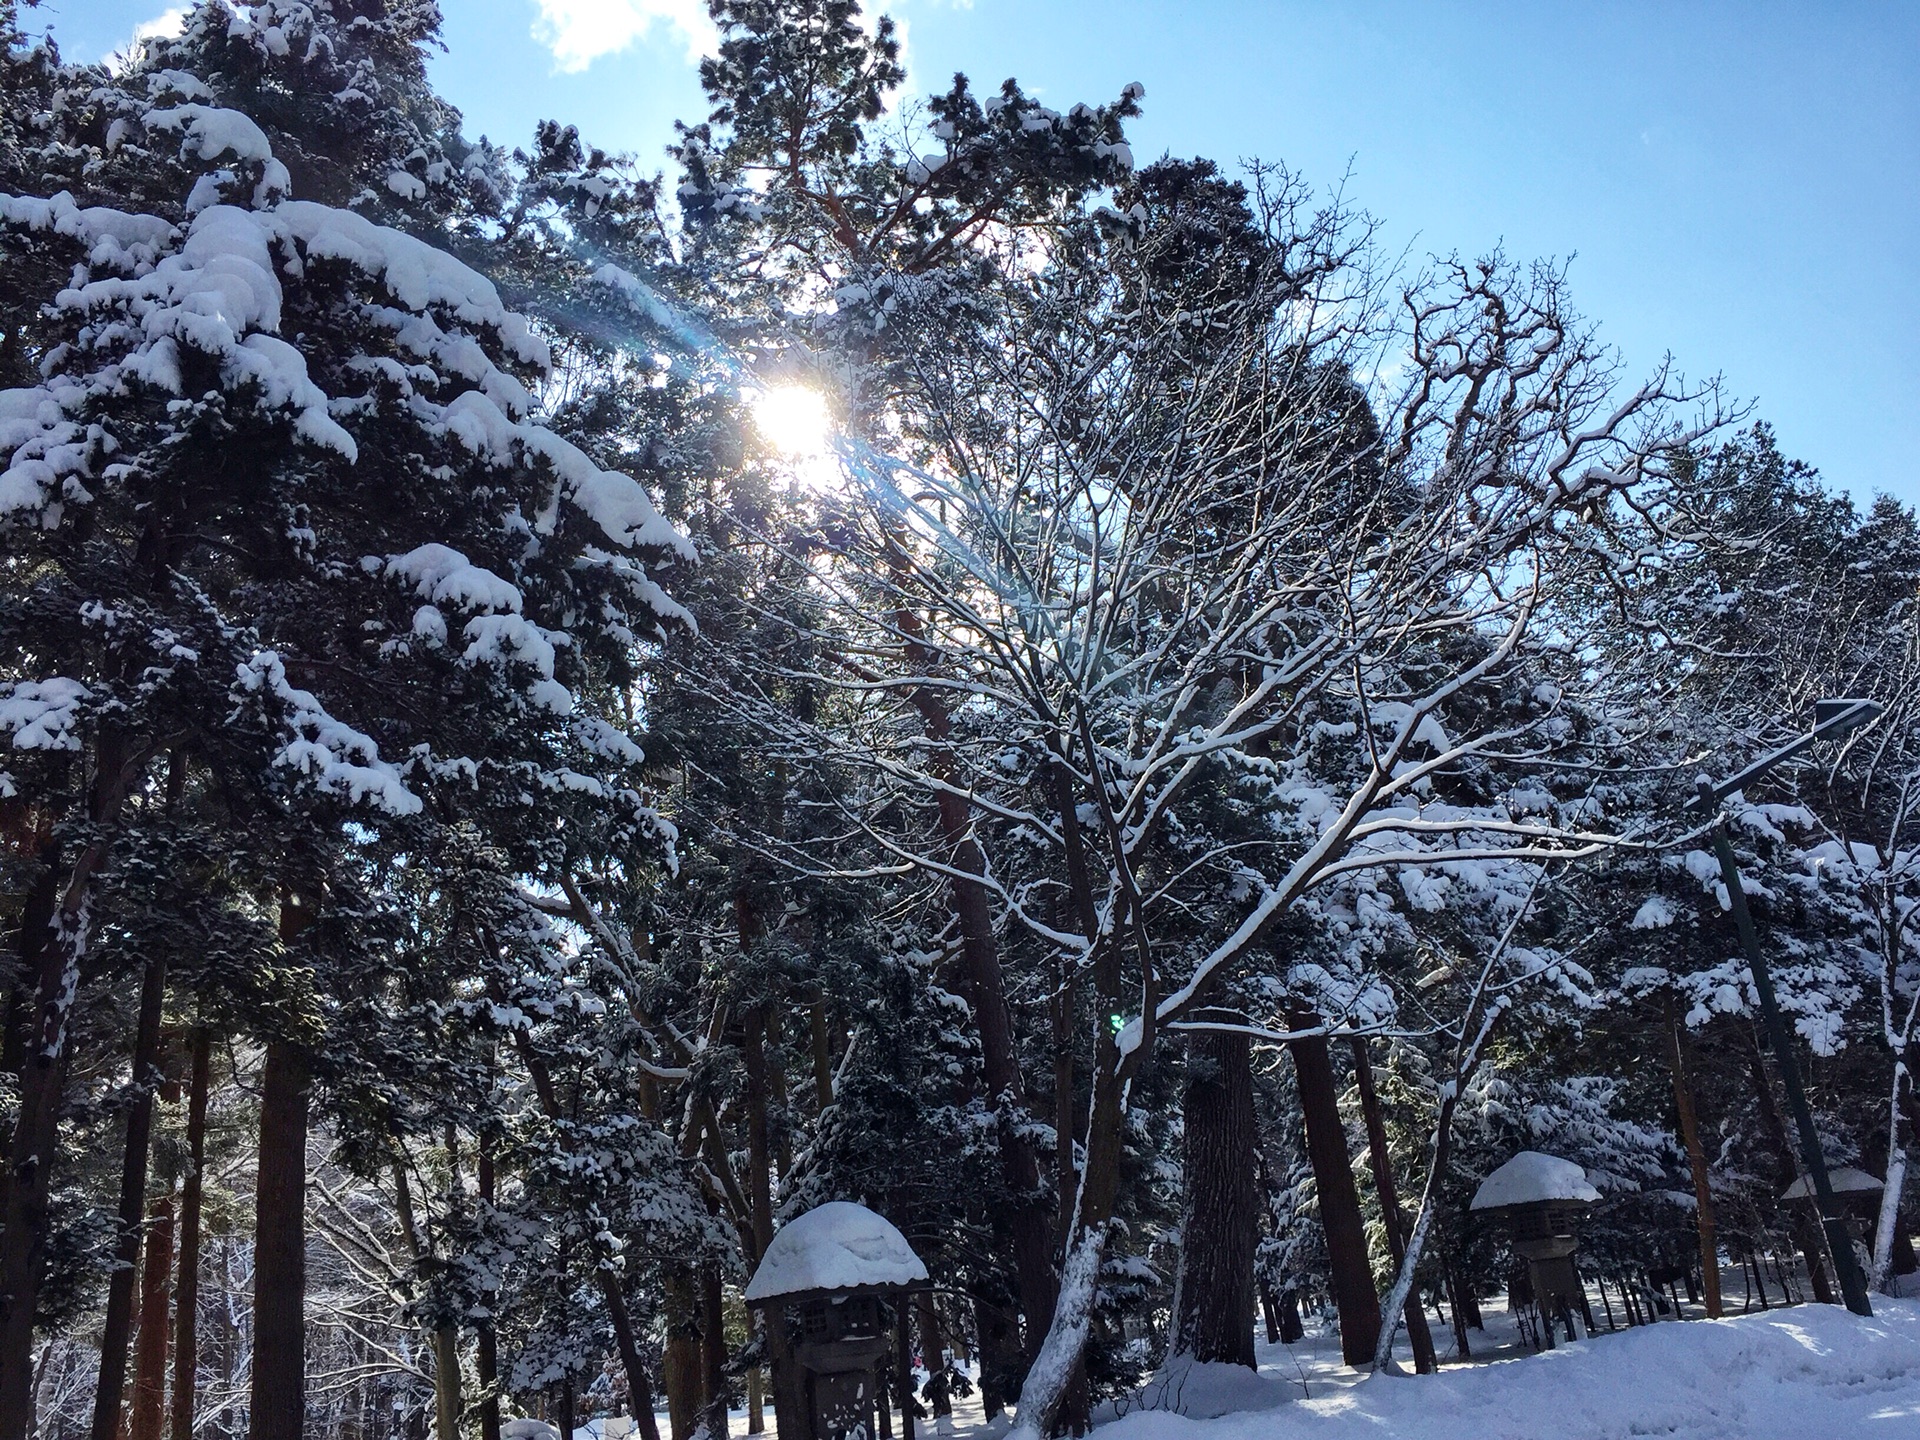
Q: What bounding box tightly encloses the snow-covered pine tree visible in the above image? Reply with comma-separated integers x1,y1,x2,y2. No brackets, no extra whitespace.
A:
0,11,693,1424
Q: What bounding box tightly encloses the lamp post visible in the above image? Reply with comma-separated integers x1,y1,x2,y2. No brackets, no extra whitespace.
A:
1694,698,1880,1317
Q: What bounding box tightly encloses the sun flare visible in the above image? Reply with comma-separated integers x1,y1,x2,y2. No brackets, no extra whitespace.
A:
752,384,834,459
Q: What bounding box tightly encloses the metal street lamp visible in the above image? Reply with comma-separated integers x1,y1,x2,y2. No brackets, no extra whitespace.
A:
1693,698,1881,1317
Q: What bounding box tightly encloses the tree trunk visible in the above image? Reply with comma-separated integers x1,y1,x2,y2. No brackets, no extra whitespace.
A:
1277,1289,1303,1344
172,1028,210,1440
1870,1050,1912,1291
1664,998,1722,1317
916,691,1055,1359
916,1293,951,1418
1052,973,1078,1254
809,997,835,1112
389,1159,460,1440
701,1263,728,1430
663,1265,702,1440
0,855,93,1433
430,1326,463,1440
1445,1267,1471,1357
250,887,317,1440
602,1274,663,1440
745,1005,804,1440
1258,1282,1281,1345
940,814,1057,1358
477,1143,502,1440
1743,1032,1835,1303
249,1037,310,1440
0,737,145,1432
972,1294,1018,1419
895,1301,915,1440
1287,1018,1379,1365
91,948,171,1440
1348,1038,1435,1373
1005,771,1150,1439
502,1010,662,1440
1172,1016,1257,1366
128,1190,175,1440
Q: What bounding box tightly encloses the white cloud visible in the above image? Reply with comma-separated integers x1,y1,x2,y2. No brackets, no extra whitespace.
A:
102,5,185,72
132,6,189,44
530,0,717,73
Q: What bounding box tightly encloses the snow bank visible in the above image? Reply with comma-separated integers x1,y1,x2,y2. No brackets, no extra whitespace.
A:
743,1201,927,1302
1096,1301,1920,1440
1470,1151,1599,1210
1119,1360,1298,1423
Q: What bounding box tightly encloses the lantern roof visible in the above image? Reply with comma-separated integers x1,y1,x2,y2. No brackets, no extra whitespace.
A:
744,1201,929,1304
1470,1151,1600,1211
1781,1166,1882,1201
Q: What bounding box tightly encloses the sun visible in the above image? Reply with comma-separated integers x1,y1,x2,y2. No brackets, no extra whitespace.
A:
752,384,834,459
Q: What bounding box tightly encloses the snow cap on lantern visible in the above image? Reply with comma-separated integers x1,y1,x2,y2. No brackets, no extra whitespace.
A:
1780,1166,1881,1204
744,1200,928,1303
1470,1150,1602,1212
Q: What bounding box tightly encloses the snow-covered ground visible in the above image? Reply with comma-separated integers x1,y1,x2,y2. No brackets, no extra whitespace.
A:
552,1292,1920,1440
1103,1300,1920,1439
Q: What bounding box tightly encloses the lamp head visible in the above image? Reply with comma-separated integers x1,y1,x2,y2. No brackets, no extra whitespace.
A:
1813,698,1883,734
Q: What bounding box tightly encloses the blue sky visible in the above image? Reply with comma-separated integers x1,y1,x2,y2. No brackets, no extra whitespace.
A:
46,1,1920,504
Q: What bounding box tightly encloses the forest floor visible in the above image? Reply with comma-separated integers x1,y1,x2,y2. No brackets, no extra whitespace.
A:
1085,1296,1920,1439
561,1285,1920,1440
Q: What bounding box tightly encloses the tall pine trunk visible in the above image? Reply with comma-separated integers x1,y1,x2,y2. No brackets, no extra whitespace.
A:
1288,1016,1379,1366
1664,998,1723,1317
128,1190,175,1440
171,1028,210,1440
476,1143,502,1440
601,1273,663,1440
934,794,1057,1356
1349,1038,1435,1372
744,1004,804,1440
662,1265,702,1440
0,833,117,1431
916,1293,951,1418
90,947,170,1440
249,1037,310,1440
898,615,1056,1360
431,1328,464,1440
701,1262,728,1432
1005,741,1152,1440
1172,1016,1256,1366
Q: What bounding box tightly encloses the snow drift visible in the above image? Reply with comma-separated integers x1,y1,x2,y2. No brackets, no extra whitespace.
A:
1098,1301,1920,1440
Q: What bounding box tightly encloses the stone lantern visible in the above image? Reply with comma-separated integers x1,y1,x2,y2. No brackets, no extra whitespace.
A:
1471,1151,1600,1349
1781,1166,1917,1276
745,1202,929,1440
